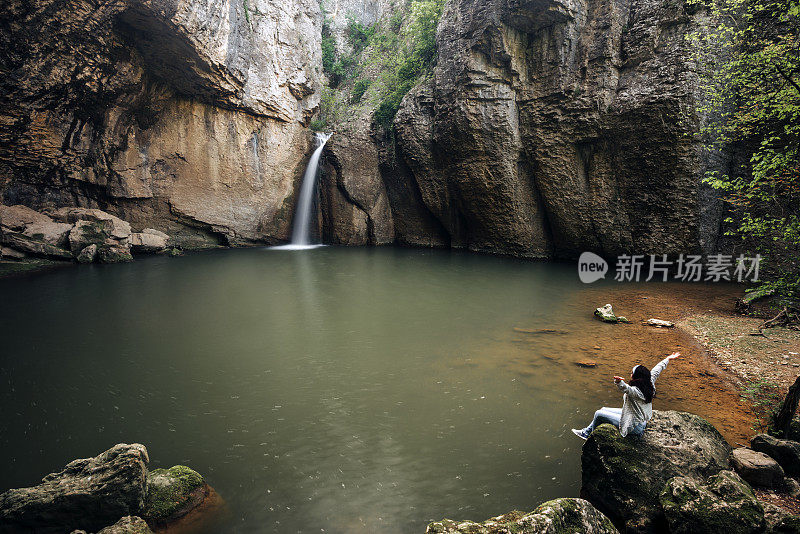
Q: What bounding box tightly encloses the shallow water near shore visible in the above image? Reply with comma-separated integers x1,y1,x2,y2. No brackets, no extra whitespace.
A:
0,247,752,533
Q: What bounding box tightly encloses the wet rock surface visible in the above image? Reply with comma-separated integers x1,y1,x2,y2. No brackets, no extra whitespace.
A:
425,498,619,533
581,410,731,533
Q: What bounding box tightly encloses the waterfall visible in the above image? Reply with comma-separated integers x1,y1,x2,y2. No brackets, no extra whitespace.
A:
275,132,331,250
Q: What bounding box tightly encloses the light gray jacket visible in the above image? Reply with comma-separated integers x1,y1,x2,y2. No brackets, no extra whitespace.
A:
615,357,670,437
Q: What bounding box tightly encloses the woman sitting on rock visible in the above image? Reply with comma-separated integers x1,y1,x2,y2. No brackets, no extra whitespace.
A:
572,352,680,440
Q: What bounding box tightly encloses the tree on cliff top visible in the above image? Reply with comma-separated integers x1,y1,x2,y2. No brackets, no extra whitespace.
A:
693,0,800,305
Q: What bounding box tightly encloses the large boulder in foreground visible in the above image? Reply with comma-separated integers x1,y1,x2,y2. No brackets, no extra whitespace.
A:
660,470,765,534
581,411,731,533
142,465,207,527
0,444,149,533
751,434,800,477
425,498,618,533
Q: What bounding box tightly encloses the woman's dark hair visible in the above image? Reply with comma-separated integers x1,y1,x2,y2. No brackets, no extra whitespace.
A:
630,365,654,403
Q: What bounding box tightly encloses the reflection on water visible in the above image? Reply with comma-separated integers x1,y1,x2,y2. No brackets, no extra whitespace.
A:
0,247,747,533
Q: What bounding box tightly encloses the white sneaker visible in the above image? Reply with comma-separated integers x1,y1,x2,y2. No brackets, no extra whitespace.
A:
572,428,589,440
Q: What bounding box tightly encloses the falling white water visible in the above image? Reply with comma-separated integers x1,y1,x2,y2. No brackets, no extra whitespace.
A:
274,132,331,250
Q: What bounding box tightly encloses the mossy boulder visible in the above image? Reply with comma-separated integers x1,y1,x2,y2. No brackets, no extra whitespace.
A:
660,470,765,534
425,498,619,533
142,465,206,525
96,245,133,264
581,411,731,533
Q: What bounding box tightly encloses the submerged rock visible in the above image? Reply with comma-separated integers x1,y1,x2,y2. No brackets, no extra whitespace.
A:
0,443,149,533
425,498,618,533
731,447,786,488
660,470,765,534
581,411,731,533
142,465,206,526
752,434,800,477
594,304,618,323
647,318,675,328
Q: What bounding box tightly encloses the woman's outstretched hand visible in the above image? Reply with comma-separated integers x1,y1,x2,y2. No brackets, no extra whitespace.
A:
667,352,681,361
613,375,623,383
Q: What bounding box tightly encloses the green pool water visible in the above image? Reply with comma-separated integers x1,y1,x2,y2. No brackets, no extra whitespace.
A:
0,247,628,533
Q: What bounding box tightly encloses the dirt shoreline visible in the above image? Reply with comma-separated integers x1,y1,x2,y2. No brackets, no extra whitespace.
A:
573,281,799,446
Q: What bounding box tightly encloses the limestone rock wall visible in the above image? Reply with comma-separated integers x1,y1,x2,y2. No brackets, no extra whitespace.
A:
0,0,321,247
388,0,721,258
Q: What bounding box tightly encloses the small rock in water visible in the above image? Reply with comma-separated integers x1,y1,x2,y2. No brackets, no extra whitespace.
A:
647,318,674,328
143,465,208,526
594,304,618,323
575,361,597,368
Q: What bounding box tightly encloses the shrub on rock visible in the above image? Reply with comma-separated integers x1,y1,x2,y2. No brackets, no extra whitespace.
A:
425,498,618,533
581,411,731,533
660,470,765,534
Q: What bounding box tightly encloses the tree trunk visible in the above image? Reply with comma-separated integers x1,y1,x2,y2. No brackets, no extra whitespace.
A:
773,375,800,437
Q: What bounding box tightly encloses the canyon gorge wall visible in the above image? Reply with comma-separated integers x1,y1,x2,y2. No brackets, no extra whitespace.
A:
1,0,320,247
387,0,721,258
0,0,723,256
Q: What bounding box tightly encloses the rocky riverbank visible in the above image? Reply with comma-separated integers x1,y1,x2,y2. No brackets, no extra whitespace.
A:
428,411,800,534
0,444,224,534
0,204,177,277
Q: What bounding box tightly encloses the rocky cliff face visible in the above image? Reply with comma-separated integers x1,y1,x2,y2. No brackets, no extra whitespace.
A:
1,0,722,256
386,0,721,258
0,0,320,247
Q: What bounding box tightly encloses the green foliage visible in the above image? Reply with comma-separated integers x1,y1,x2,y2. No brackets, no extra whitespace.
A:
371,0,446,131
691,0,800,301
313,0,444,131
350,78,371,103
346,16,375,53
314,86,341,132
741,379,782,433
309,118,327,132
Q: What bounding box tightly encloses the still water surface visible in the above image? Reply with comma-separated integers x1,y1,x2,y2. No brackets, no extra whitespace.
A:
0,247,684,532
